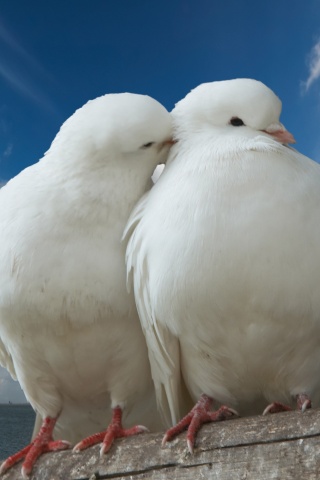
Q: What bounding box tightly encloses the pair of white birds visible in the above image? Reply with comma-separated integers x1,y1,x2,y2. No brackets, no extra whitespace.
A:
1,78,320,478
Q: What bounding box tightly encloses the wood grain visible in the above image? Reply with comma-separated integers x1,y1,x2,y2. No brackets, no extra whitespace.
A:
2,408,320,479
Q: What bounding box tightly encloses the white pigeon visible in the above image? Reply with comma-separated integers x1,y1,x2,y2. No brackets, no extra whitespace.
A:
0,92,172,477
125,78,320,452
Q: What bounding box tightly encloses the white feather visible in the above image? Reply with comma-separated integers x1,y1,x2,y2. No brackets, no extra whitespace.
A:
125,78,320,423
0,92,172,443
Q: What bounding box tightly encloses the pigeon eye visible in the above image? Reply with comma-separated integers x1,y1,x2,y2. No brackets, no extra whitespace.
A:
141,142,155,149
230,117,245,127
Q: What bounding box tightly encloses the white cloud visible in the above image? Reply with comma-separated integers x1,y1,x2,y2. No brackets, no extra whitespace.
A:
0,19,59,115
3,143,12,158
302,40,320,92
0,20,48,76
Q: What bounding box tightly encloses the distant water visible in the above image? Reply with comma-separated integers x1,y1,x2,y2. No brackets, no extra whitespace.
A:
0,404,35,460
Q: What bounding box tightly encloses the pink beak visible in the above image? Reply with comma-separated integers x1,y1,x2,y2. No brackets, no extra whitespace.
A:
164,138,177,146
158,138,176,155
262,128,296,145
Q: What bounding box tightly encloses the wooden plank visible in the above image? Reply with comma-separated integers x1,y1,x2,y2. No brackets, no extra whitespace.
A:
2,408,320,480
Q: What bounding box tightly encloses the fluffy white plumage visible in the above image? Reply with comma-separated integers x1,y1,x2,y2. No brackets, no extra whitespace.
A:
0,92,172,474
125,79,320,431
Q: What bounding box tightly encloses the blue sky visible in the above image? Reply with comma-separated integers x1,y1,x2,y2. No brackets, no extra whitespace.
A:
0,0,320,184
0,0,320,400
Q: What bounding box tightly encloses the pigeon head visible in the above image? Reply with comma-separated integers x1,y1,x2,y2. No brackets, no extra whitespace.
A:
172,79,295,145
48,93,173,169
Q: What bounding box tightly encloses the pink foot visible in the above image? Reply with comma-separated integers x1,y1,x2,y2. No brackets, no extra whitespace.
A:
263,393,312,415
73,406,149,455
0,416,70,478
162,394,238,453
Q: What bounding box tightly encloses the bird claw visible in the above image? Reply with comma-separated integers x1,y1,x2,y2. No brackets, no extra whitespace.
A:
187,438,194,454
161,432,171,448
300,399,311,413
0,440,70,477
0,416,70,477
263,402,292,415
46,440,71,451
263,394,312,415
296,393,312,412
74,407,149,455
162,394,238,452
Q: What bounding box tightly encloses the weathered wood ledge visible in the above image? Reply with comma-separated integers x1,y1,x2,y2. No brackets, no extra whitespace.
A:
2,408,320,480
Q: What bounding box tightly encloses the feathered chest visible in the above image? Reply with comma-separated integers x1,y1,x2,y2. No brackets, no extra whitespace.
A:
135,147,320,329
